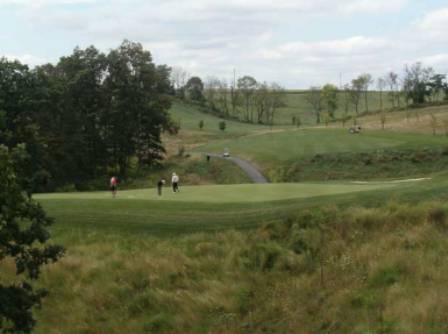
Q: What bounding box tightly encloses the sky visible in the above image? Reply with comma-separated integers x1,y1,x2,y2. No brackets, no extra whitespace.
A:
0,0,447,88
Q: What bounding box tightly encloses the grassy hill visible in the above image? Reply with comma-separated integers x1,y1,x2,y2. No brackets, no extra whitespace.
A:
4,100,448,333
196,128,448,181
354,104,448,135
13,177,448,332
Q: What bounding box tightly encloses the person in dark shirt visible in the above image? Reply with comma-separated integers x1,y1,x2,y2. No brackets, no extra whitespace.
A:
157,179,165,196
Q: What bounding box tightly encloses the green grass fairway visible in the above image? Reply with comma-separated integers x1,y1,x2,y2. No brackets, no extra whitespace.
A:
35,182,398,203
197,128,448,166
34,178,444,237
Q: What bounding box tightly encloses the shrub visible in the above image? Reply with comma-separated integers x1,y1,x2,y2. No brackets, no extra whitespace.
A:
219,120,226,131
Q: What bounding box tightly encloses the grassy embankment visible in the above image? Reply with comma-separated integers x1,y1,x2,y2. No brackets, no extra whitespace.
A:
197,127,448,182
3,101,448,333
11,181,448,332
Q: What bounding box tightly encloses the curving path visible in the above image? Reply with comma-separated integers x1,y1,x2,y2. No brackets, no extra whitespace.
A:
207,153,268,183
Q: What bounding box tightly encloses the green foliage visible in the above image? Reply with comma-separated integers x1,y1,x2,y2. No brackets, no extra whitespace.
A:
185,76,205,103
321,83,338,120
0,41,173,191
0,145,64,333
219,120,226,131
198,119,204,130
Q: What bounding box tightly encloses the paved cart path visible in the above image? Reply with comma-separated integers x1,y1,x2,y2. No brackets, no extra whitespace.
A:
207,153,268,183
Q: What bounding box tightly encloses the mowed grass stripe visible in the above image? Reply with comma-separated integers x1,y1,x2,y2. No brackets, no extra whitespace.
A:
35,183,397,203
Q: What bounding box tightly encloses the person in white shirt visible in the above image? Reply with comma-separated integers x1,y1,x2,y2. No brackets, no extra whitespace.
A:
171,172,180,193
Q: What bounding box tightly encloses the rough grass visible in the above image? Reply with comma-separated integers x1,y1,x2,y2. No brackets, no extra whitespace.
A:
5,200,446,333
354,104,448,135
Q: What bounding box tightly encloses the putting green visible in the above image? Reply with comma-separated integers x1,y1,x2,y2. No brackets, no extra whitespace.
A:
35,182,402,203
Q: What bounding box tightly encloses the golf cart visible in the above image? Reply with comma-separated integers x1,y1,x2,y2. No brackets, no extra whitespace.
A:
223,148,230,157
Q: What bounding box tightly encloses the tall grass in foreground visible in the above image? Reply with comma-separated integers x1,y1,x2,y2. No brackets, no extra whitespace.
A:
2,201,448,333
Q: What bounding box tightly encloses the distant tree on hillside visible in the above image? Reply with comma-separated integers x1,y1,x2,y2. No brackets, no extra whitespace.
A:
305,87,322,124
359,73,373,112
199,120,204,130
219,120,226,131
386,71,400,108
321,84,338,120
402,63,434,105
377,77,387,110
185,76,205,103
349,78,363,115
204,76,220,110
267,83,286,127
237,76,257,122
428,74,446,102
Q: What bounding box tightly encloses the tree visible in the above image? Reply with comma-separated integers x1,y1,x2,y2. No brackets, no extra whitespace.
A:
267,83,286,127
219,120,226,131
104,40,172,175
305,87,322,124
428,74,446,102
237,76,257,122
185,76,205,103
359,73,373,112
0,144,64,333
386,71,399,108
198,120,204,130
204,76,220,110
321,84,338,120
402,62,434,105
377,77,386,110
349,78,363,115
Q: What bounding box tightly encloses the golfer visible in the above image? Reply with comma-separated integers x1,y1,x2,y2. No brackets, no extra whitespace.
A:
171,172,180,193
110,176,118,197
157,178,165,196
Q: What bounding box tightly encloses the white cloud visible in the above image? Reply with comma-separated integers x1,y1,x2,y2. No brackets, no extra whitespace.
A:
416,7,448,40
3,54,48,66
0,1,446,88
256,36,390,60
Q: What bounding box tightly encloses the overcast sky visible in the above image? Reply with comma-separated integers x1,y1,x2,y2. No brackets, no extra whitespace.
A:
1,0,447,88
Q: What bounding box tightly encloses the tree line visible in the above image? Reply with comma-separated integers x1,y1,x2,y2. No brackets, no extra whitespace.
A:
171,67,286,125
0,40,174,192
305,63,448,125
172,62,448,126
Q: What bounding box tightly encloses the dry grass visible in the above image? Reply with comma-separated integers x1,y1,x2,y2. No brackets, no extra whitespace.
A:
3,201,448,333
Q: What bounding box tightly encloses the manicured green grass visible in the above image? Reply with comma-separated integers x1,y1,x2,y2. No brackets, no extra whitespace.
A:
36,182,398,203
196,128,448,168
35,177,448,237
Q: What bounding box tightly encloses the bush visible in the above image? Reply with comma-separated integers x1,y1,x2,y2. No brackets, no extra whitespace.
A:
219,120,226,131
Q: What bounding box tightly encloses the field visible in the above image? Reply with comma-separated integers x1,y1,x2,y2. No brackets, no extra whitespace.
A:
20,175,448,333
274,90,405,125
5,100,448,333
195,127,448,181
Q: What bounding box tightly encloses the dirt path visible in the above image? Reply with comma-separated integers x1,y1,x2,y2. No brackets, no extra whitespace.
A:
207,153,268,184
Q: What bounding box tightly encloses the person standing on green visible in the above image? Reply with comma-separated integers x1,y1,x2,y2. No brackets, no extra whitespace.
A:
157,178,165,196
171,172,180,193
